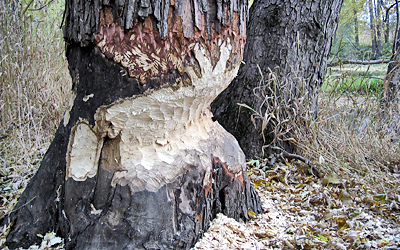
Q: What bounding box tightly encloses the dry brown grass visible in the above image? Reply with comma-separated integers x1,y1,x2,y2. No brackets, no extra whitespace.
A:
0,0,71,224
296,80,399,199
247,65,400,194
299,94,399,190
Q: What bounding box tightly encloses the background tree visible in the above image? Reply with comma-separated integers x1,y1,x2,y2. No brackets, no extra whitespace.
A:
2,0,262,249
382,0,392,43
332,0,366,60
376,0,384,56
355,6,361,46
382,0,400,133
331,0,398,61
212,0,344,158
368,0,383,59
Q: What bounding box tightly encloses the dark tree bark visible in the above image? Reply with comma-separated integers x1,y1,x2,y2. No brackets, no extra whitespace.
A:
211,0,343,159
382,1,400,134
1,0,262,249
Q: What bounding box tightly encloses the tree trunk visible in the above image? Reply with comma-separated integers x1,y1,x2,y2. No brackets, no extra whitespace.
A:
354,8,360,47
375,0,383,57
211,0,343,158
382,1,400,134
369,0,380,59
1,1,262,249
385,0,400,104
383,0,390,44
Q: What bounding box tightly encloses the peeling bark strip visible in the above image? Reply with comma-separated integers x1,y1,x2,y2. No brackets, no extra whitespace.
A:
3,0,262,249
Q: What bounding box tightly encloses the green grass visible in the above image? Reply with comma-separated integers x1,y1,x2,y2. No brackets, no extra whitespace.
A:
324,63,386,96
325,76,383,95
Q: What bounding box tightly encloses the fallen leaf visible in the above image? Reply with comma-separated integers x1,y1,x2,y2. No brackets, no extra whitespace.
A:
248,210,257,219
322,172,340,185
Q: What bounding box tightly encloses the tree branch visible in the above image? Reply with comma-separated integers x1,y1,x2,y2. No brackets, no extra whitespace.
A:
28,0,55,11
329,58,390,67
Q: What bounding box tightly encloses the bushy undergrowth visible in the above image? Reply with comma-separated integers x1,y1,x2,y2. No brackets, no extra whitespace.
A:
0,0,71,165
313,63,399,189
298,93,399,186
300,77,398,194
0,0,71,222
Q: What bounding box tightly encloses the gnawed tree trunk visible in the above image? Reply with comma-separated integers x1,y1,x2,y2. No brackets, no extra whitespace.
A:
212,0,343,158
2,0,262,249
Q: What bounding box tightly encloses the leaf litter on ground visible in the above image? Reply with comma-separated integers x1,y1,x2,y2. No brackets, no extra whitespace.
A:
1,154,399,249
193,157,400,250
0,152,399,249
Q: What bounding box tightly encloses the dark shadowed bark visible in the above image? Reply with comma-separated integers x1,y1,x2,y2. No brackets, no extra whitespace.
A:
382,1,400,135
1,1,262,249
212,0,343,159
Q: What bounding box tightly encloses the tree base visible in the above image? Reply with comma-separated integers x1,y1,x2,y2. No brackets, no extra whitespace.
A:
4,150,262,249
2,43,262,250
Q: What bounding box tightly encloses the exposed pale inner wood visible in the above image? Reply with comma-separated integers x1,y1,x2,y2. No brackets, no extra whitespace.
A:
66,122,100,181
66,40,245,192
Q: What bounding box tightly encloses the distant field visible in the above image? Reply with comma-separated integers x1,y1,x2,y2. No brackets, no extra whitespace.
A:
324,63,387,95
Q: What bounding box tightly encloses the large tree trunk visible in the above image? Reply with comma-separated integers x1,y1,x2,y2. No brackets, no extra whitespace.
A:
211,0,343,158
1,1,262,249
